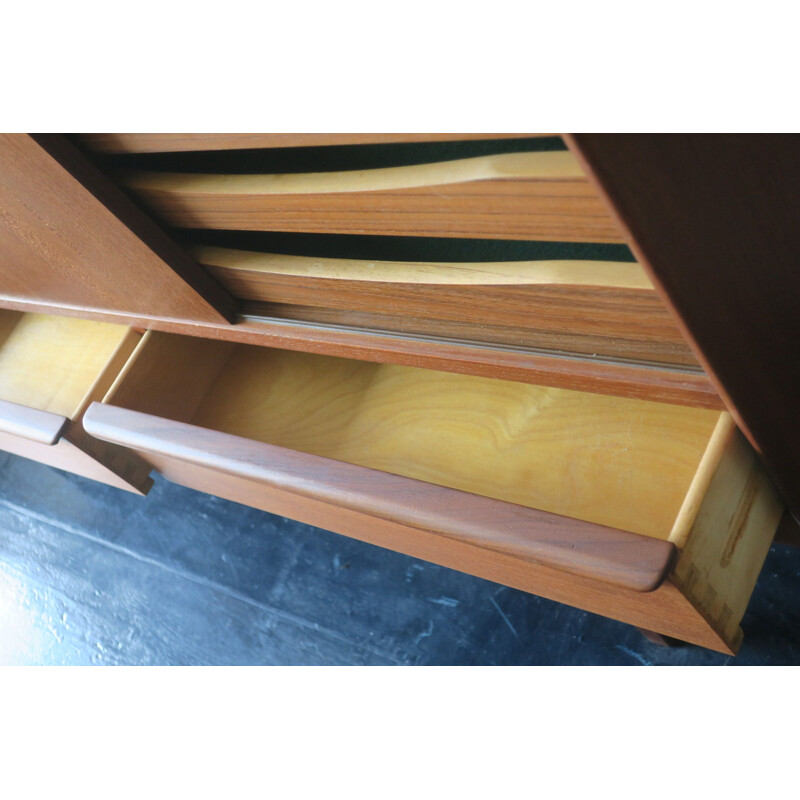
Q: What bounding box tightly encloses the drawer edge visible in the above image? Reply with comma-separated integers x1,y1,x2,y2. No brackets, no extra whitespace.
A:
84,402,677,594
0,398,69,445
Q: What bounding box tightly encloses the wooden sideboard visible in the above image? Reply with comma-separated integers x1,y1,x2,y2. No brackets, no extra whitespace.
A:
0,132,794,654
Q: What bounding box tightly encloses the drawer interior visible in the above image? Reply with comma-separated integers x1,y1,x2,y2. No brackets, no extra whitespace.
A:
107,332,723,541
0,310,138,420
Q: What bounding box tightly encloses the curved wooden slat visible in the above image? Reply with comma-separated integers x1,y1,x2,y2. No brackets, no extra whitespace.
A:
83,402,677,592
120,151,624,243
78,133,549,154
125,151,582,195
194,245,652,287
195,245,693,362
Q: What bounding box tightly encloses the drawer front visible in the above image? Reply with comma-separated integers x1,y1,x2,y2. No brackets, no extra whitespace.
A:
82,402,676,593
83,330,785,653
80,404,740,653
0,310,153,494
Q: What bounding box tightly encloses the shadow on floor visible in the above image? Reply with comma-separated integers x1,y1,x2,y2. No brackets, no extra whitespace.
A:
0,451,797,665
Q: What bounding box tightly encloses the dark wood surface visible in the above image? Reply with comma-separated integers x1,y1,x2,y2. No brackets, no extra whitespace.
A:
0,134,237,324
0,398,68,445
76,133,549,153
567,134,800,521
83,402,677,593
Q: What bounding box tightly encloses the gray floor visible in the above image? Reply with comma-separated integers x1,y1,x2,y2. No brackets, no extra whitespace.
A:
0,450,797,665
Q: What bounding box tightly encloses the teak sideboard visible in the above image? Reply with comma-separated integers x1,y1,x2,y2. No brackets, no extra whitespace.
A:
1,133,797,655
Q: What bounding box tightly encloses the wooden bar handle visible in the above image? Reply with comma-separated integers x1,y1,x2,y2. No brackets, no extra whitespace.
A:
83,402,677,593
0,398,69,445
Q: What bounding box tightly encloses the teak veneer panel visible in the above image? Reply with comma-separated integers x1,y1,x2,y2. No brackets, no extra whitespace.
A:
77,133,549,154
0,134,236,323
245,301,699,367
196,245,694,365
140,456,738,653
121,151,625,243
0,295,720,408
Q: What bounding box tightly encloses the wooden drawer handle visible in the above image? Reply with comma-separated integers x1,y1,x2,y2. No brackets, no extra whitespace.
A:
83,402,677,593
0,398,68,445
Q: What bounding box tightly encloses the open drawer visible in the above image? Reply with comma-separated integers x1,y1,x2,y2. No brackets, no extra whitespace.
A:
0,310,152,493
82,331,785,653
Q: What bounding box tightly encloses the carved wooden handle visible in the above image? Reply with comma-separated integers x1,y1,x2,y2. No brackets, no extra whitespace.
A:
83,402,676,593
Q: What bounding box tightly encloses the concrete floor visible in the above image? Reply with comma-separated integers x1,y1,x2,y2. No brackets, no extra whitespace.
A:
0,450,798,665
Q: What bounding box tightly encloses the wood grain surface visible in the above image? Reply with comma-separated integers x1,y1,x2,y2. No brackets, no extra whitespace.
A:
120,151,624,242
243,301,700,366
101,332,723,539
77,133,549,153
82,403,739,652
671,419,784,649
95,332,772,649
0,311,151,489
196,245,692,363
0,423,152,494
566,133,800,521
195,347,721,539
83,402,676,592
0,296,721,408
0,311,135,418
0,134,237,323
